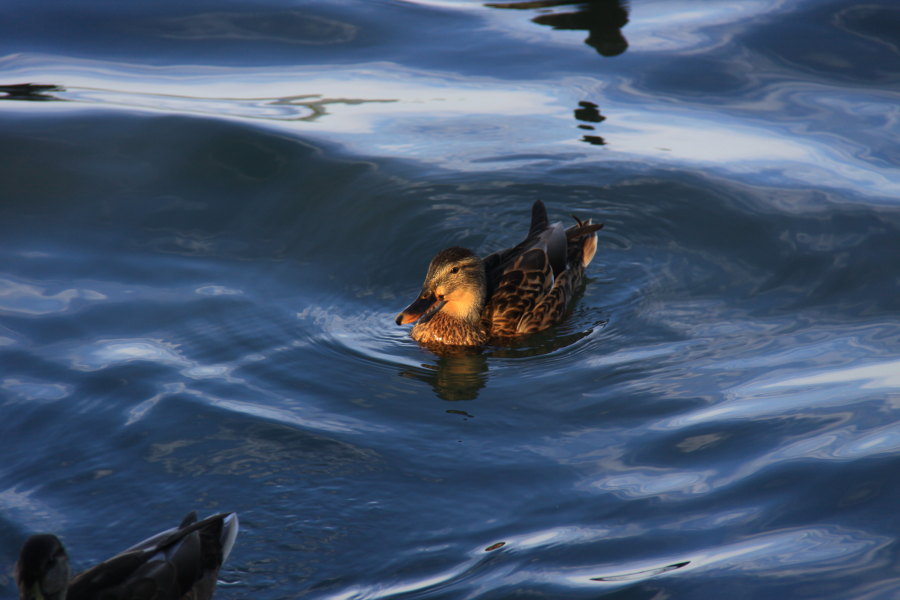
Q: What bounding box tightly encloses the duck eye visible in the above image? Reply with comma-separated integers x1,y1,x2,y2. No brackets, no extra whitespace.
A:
450,266,460,274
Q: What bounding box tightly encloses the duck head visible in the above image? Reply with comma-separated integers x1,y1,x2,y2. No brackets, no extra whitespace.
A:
17,534,70,600
396,247,487,328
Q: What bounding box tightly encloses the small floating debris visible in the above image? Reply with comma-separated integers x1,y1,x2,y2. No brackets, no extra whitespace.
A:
446,409,475,419
591,560,690,582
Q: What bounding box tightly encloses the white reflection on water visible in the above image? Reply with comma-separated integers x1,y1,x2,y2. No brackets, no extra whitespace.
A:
0,487,68,533
628,0,789,52
70,338,187,371
761,359,900,390
664,331,900,430
206,396,383,435
578,415,900,501
687,525,890,575
1,54,554,129
762,424,900,462
599,109,811,164
69,338,243,383
126,382,183,426
567,337,900,499
477,0,788,55
558,525,884,585
576,96,900,195
0,277,106,316
4,52,899,194
2,377,71,402
593,469,712,498
311,522,885,598
195,285,243,296
69,337,387,435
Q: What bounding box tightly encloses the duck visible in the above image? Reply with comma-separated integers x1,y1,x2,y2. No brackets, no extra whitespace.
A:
395,200,602,346
16,511,238,600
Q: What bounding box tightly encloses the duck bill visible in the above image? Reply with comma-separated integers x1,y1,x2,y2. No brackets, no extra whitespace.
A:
395,292,446,326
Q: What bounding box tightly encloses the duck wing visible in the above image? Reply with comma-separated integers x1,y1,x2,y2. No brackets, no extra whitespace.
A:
67,512,238,600
513,218,604,335
483,201,568,336
483,201,603,337
482,200,566,285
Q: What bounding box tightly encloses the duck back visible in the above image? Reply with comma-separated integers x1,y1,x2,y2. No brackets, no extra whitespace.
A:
482,200,601,337
67,512,237,600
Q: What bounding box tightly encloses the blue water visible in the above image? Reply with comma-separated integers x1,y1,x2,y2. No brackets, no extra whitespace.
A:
2,1,900,598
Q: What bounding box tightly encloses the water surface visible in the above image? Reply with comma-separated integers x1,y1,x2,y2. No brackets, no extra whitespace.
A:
1,1,899,599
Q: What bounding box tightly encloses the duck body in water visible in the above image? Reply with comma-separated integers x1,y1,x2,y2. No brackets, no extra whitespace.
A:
396,200,602,347
16,511,238,600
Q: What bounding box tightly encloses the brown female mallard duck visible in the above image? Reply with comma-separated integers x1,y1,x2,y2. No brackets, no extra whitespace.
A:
16,511,238,600
396,200,602,346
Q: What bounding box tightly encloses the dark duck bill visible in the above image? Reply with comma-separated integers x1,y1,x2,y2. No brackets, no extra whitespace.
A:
395,292,446,325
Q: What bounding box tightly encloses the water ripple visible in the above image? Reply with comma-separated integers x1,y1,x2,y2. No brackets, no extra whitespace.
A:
0,277,107,316
761,359,900,391
2,2,899,598
2,377,71,403
69,338,186,372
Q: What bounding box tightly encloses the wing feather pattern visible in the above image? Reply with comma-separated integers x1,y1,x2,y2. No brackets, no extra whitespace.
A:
483,201,603,339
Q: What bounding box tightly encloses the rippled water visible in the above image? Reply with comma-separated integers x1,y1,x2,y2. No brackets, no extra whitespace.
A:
2,1,899,599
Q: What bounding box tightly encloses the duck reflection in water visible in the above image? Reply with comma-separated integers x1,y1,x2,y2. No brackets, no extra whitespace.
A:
485,0,629,57
401,349,490,402
396,200,602,348
575,100,607,145
401,321,602,401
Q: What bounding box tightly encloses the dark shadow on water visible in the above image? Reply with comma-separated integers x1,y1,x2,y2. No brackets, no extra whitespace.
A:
574,100,605,124
485,0,630,57
0,83,65,101
590,560,690,581
574,100,607,146
483,0,623,146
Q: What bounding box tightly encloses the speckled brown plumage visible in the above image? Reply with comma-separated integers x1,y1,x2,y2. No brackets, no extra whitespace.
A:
396,200,602,347
16,512,238,600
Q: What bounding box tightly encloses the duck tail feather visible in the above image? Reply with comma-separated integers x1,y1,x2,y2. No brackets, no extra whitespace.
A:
220,513,239,563
582,231,598,267
565,217,602,267
529,200,549,236
179,512,198,529
566,219,603,240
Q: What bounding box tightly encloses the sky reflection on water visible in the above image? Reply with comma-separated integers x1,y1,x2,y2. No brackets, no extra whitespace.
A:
2,0,899,196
